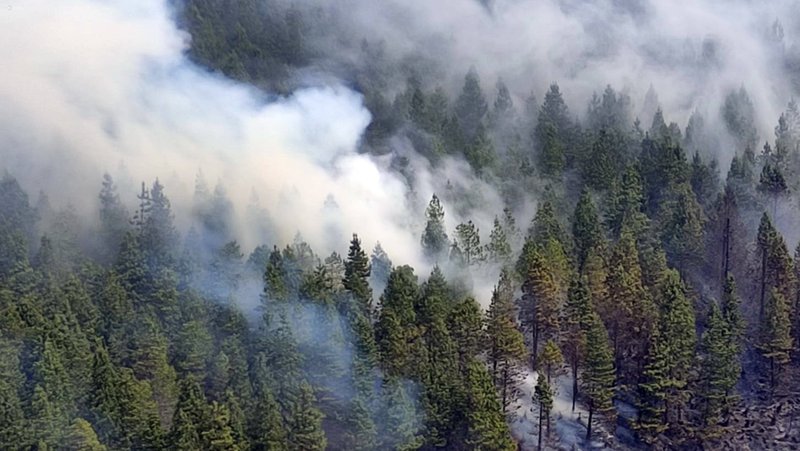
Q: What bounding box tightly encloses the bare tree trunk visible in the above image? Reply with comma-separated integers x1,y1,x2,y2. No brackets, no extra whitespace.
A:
572,363,578,411
538,403,544,451
586,403,594,442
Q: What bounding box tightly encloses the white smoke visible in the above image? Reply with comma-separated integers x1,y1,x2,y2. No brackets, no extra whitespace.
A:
5,0,798,306
305,0,798,144
0,0,503,275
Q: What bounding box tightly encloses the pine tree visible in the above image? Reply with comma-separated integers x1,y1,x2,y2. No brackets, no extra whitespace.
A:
32,338,73,428
250,370,288,451
29,384,63,448
64,418,106,451
582,312,615,442
421,195,449,261
0,376,25,448
223,389,248,451
169,379,209,450
343,233,372,318
572,190,603,270
699,303,740,436
533,374,554,451
756,213,795,321
538,339,563,383
455,68,488,139
658,182,705,272
448,296,484,372
454,221,483,265
759,288,792,387
759,161,788,216
486,217,512,263
97,173,130,264
535,84,572,177
637,328,670,440
637,270,696,439
562,276,591,410
721,275,744,352
375,265,419,378
116,369,164,449
345,395,377,451
601,231,655,383
202,402,240,451
485,269,527,414
285,383,326,451
519,249,560,369
381,378,423,450
140,179,178,270
369,242,392,291
464,360,515,451
583,128,627,191
128,316,178,427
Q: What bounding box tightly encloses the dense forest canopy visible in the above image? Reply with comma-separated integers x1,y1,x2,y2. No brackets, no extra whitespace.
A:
5,0,800,449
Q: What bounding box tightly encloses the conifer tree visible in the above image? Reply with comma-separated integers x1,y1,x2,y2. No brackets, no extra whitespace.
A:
381,378,423,450
605,165,646,237
759,288,792,387
345,395,377,451
637,270,696,439
756,213,795,320
250,382,288,451
169,379,209,450
64,418,106,451
128,316,178,426
464,360,515,451
572,190,603,270
421,195,449,261
533,374,554,451
448,296,484,372
562,276,591,410
375,265,419,378
202,402,240,451
485,269,527,414
285,383,326,451
538,339,563,383
519,249,560,369
30,384,64,448
658,182,705,272
455,68,488,139
98,173,130,264
721,275,744,352
535,84,572,177
140,179,178,270
344,233,372,318
699,302,740,435
369,242,392,291
454,221,483,265
601,231,655,383
486,217,512,263
466,124,496,175
0,377,25,448
582,312,615,442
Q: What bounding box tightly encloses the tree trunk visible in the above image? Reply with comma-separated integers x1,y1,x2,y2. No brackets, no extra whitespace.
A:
722,217,730,286
502,366,508,413
532,325,539,369
586,403,594,441
760,247,767,321
571,363,578,412
538,403,544,451
546,411,550,439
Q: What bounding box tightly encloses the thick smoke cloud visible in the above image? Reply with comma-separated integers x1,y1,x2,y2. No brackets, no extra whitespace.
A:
0,0,503,277
302,0,798,146
3,0,800,304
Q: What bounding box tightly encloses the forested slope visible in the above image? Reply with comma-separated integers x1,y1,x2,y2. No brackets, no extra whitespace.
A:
4,0,800,450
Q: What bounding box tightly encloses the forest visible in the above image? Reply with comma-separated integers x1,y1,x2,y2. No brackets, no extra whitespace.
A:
4,0,800,450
